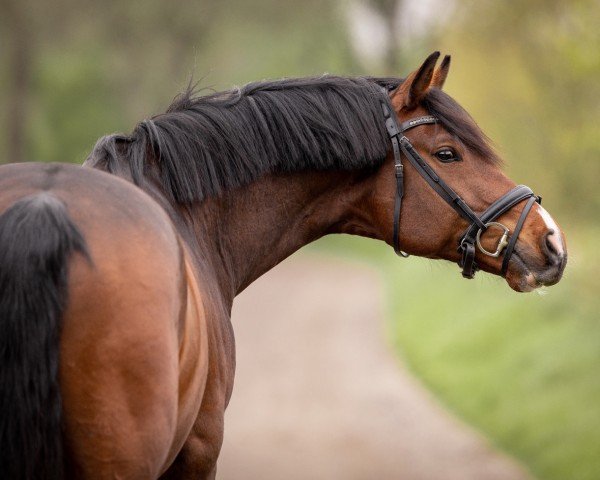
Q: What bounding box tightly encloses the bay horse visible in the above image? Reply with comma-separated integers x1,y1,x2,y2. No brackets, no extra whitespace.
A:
0,52,566,479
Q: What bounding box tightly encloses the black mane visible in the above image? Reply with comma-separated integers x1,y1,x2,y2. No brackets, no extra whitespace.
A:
86,76,496,204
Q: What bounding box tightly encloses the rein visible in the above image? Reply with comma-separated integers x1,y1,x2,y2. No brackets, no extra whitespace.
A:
380,90,540,279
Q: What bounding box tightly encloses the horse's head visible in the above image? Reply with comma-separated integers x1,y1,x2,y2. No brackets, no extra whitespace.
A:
372,52,566,292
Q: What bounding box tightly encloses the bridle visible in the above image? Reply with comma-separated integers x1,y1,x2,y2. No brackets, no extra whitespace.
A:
380,89,541,279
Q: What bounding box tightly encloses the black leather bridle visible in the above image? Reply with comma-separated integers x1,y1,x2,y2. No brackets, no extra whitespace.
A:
380,90,541,279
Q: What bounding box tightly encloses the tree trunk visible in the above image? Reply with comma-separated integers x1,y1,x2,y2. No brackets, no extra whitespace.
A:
368,0,403,75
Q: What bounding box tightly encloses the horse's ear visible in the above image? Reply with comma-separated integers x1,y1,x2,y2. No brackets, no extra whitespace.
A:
431,55,451,89
392,51,440,110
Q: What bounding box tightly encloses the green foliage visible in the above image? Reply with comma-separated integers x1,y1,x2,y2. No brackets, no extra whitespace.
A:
0,0,357,164
30,48,126,163
432,0,600,224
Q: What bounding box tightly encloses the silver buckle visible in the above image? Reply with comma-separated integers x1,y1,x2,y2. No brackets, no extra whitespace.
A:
475,222,510,258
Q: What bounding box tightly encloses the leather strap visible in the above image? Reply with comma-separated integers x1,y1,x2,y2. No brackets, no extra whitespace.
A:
381,92,411,256
501,195,538,276
459,186,539,278
461,185,536,246
399,116,437,132
480,185,536,223
399,137,486,230
460,241,477,279
392,153,406,256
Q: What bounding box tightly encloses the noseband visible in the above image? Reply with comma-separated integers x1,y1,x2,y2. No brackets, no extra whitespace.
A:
380,90,541,279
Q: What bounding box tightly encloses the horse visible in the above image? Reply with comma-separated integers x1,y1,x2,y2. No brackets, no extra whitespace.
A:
0,52,566,479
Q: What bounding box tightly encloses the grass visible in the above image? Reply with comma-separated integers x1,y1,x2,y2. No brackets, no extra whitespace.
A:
307,227,600,480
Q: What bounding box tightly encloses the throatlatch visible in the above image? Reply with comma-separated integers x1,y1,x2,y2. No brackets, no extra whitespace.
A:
380,88,540,279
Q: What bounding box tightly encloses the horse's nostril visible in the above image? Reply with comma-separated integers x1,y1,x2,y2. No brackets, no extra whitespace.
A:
545,230,558,255
543,230,565,267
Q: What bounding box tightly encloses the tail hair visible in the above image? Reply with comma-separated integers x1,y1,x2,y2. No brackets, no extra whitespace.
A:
0,192,89,479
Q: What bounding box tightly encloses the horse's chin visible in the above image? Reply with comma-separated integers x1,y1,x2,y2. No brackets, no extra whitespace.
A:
504,252,542,292
506,271,538,292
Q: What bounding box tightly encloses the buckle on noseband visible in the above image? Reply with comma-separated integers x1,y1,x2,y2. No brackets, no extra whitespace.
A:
475,222,510,258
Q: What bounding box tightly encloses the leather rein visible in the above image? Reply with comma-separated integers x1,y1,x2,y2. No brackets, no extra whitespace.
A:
380,89,541,279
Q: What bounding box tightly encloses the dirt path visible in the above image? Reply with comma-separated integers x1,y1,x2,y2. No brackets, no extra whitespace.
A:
218,253,533,480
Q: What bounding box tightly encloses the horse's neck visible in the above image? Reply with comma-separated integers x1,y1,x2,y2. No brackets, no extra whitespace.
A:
182,169,377,301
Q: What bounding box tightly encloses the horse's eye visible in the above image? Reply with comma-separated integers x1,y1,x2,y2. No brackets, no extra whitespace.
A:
434,148,460,163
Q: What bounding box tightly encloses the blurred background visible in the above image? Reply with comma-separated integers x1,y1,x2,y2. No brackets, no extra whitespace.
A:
1,0,598,478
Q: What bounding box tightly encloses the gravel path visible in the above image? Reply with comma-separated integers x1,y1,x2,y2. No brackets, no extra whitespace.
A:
218,253,533,480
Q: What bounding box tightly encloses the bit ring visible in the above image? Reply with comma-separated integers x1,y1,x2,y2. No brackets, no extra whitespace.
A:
476,222,510,258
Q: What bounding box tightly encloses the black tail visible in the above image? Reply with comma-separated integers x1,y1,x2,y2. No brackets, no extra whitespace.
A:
0,192,89,480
